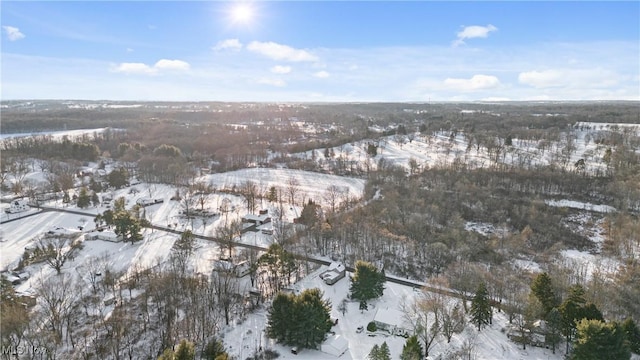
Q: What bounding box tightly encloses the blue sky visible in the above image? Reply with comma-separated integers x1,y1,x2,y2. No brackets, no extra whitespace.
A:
2,1,639,102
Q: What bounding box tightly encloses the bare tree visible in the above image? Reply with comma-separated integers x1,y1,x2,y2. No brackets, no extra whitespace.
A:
216,219,243,260
323,185,344,214
35,272,80,343
286,177,300,206
242,180,259,213
38,234,80,274
211,266,241,326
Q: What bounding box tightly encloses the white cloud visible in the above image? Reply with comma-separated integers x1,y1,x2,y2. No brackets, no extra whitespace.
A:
271,65,292,74
111,62,156,75
453,24,497,46
213,38,243,51
247,41,318,62
111,59,190,75
126,48,134,53
154,59,190,71
443,74,501,91
257,77,286,87
313,71,330,78
518,70,564,88
3,26,25,41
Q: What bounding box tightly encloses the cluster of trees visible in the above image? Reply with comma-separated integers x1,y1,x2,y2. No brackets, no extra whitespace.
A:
94,197,144,243
525,272,640,356
267,288,333,349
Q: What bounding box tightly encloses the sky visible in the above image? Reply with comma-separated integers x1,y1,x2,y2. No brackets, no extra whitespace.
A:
1,1,639,102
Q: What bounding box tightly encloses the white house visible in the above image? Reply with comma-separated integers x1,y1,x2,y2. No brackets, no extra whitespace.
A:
373,308,411,336
319,262,346,285
320,335,348,357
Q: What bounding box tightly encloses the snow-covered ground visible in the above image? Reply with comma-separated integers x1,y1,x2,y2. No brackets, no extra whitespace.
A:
222,264,564,360
1,122,637,359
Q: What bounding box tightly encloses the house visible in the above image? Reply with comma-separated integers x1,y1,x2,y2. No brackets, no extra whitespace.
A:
212,260,252,278
241,211,272,233
234,261,252,277
320,335,349,357
6,199,29,214
373,308,411,336
136,197,163,206
241,212,271,226
320,262,346,285
85,230,121,242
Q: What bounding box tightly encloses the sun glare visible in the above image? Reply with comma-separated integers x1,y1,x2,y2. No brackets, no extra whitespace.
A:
231,3,253,25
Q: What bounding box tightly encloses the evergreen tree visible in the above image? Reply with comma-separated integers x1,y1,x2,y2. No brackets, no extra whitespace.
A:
266,186,278,203
267,288,332,349
400,335,423,360
570,319,630,360
530,272,559,316
174,339,196,360
379,342,391,360
298,200,321,227
621,318,640,354
76,187,91,208
368,344,380,360
202,337,228,360
91,192,100,207
470,282,492,331
560,284,603,353
545,307,563,354
62,191,71,203
367,143,378,157
292,288,333,349
108,167,129,189
267,292,295,343
113,210,143,244
350,260,385,302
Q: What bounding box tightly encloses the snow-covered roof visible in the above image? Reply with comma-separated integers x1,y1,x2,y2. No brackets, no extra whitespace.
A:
320,335,348,357
374,308,411,330
328,262,345,273
242,213,270,223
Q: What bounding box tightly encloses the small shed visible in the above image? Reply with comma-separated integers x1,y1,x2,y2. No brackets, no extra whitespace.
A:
320,335,348,357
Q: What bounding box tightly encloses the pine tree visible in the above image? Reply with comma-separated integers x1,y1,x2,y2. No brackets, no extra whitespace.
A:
560,284,588,353
292,288,333,349
76,187,91,208
400,335,423,360
545,307,563,354
570,319,630,360
530,272,558,316
368,344,380,360
350,260,385,302
267,288,332,349
267,292,295,343
379,342,391,360
470,282,492,331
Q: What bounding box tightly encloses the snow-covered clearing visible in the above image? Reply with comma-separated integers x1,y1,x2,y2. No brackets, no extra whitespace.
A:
546,199,616,213
200,168,366,207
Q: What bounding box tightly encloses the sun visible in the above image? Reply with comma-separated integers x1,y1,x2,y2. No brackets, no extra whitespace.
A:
230,3,254,25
